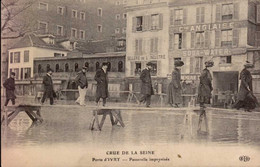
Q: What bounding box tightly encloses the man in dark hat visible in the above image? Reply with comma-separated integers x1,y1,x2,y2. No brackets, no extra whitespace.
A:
94,62,109,106
139,62,154,107
75,66,88,106
3,72,16,106
41,69,54,105
167,60,184,107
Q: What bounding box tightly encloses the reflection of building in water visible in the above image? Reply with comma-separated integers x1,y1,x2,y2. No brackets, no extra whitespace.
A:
125,0,260,104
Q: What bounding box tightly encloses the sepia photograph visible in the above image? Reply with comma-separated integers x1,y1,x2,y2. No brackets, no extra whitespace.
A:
1,0,260,166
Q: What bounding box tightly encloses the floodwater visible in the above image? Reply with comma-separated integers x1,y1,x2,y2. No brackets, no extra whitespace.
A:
2,103,260,167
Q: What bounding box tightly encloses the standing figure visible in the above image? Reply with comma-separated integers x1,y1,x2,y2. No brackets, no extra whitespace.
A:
233,61,258,111
139,62,154,107
41,69,54,105
95,63,109,106
3,72,16,106
197,60,214,108
75,66,88,106
167,60,184,107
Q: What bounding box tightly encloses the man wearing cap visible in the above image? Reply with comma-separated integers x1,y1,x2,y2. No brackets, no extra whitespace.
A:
3,72,16,106
167,60,184,107
233,61,258,111
139,62,154,107
94,62,109,106
75,66,88,106
197,60,214,108
41,69,54,105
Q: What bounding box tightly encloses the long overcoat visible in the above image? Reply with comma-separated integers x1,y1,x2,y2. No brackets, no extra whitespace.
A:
94,69,109,99
237,68,253,101
198,68,213,104
75,71,88,89
42,74,54,98
140,68,154,95
3,77,16,100
167,68,182,104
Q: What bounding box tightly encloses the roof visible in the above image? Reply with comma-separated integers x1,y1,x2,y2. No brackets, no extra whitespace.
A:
10,34,68,51
169,0,211,6
76,39,116,54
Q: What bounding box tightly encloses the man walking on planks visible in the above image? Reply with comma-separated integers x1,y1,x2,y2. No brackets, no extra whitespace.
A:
139,62,154,107
3,72,16,106
95,62,109,106
75,66,88,106
41,69,54,105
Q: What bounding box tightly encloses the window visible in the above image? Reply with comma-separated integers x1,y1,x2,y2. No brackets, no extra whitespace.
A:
54,53,63,57
80,30,85,39
75,63,79,72
135,62,141,75
38,64,42,73
97,25,102,32
134,39,143,55
38,21,48,33
150,37,158,53
14,52,20,63
57,25,63,36
115,28,120,34
136,16,143,31
57,6,64,15
24,68,31,79
118,61,123,72
174,33,182,49
221,29,232,47
196,7,205,23
123,13,127,19
24,50,29,62
72,10,77,18
96,62,100,70
46,64,50,71
71,28,77,38
151,14,159,30
10,52,13,64
85,62,89,68
195,32,205,48
150,61,157,76
80,12,85,20
107,62,111,72
220,56,232,64
118,40,126,47
116,14,120,20
222,4,233,20
174,9,183,25
122,27,126,34
98,8,102,16
65,63,69,72
21,68,23,80
13,68,19,79
39,2,48,11
195,57,203,73
56,64,59,72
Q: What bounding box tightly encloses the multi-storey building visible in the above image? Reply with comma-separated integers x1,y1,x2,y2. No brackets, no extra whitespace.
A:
126,0,260,103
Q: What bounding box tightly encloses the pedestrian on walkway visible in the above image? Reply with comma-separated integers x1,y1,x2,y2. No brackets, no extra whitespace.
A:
139,62,154,107
233,61,259,112
3,72,16,106
95,62,109,106
167,60,184,107
75,66,88,106
41,69,54,105
197,60,214,109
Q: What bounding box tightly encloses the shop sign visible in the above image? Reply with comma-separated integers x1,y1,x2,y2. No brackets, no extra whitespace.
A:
127,55,166,61
182,48,231,57
170,21,247,33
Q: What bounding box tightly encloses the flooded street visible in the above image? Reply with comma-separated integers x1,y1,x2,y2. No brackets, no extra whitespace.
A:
2,104,260,167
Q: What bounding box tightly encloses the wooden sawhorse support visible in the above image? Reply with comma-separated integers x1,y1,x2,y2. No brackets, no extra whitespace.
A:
1,105,43,126
126,91,139,104
89,109,125,131
181,109,208,138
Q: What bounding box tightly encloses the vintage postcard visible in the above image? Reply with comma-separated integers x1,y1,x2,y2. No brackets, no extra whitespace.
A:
1,0,260,166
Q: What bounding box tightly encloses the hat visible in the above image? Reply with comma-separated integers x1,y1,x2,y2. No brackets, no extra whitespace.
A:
47,68,53,72
11,72,15,76
102,62,108,66
146,62,153,66
205,60,214,67
82,66,87,69
244,61,254,68
174,60,184,67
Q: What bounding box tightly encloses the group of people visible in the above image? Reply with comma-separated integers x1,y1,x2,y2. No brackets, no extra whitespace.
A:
3,60,258,112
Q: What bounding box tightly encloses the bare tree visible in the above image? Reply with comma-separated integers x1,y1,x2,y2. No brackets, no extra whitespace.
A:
1,0,36,39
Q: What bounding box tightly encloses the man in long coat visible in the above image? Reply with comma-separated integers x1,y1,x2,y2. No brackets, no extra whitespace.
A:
233,61,258,111
139,62,154,107
75,66,88,106
167,60,184,107
95,63,109,106
3,72,16,106
41,69,54,105
197,60,214,108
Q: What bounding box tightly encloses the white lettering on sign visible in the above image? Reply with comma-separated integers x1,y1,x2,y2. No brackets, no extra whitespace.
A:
175,22,235,32
150,55,166,59
127,55,165,61
182,48,231,57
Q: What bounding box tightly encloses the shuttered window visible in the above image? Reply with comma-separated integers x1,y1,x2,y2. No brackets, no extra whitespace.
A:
135,39,143,55
10,52,13,64
195,31,205,48
196,7,205,23
174,9,183,25
150,37,158,53
169,34,174,50
170,10,174,25
232,29,239,47
191,32,195,49
221,29,232,47
215,30,221,47
257,5,260,23
174,33,182,49
205,31,211,48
